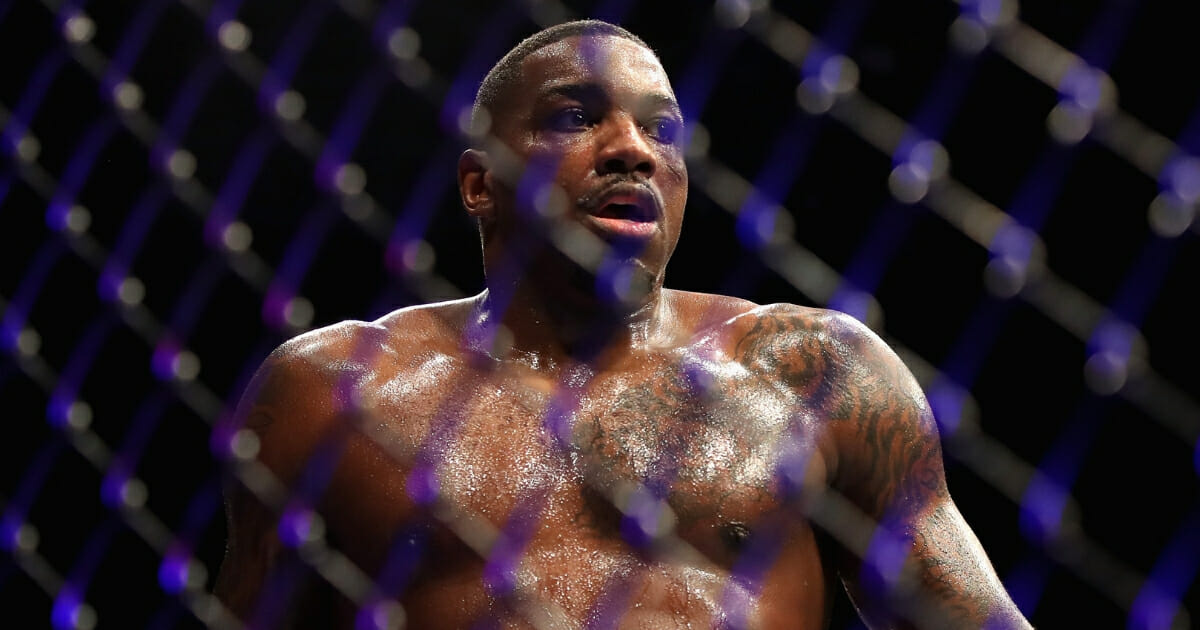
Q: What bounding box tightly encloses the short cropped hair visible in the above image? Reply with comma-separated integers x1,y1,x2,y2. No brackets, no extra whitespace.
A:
470,19,654,136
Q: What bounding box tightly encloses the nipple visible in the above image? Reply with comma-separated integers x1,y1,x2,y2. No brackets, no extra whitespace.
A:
720,521,752,552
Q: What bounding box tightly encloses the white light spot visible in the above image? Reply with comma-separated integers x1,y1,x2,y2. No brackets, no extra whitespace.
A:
819,55,859,95
796,78,834,115
117,276,145,306
274,90,306,121
12,523,39,552
71,603,97,630
334,163,366,195
1047,101,1092,145
120,477,148,508
167,149,196,180
983,256,1026,298
230,428,261,461
888,163,930,204
182,559,208,590
290,509,326,545
222,221,252,252
171,350,200,381
66,401,93,430
714,0,752,29
1148,192,1195,238
16,328,41,356
753,205,795,244
284,296,313,329
16,134,40,162
65,205,91,235
949,16,989,54
387,27,420,60
1084,351,1127,395
218,20,251,51
63,13,95,44
113,81,143,110
908,139,950,180
402,239,435,273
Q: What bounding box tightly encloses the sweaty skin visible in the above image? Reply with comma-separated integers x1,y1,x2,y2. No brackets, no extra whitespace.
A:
214,32,1033,630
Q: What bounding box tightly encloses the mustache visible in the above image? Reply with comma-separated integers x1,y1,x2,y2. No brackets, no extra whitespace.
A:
575,176,662,212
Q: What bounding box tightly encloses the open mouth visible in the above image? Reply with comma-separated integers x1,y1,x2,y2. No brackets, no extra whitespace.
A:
593,202,653,222
586,202,657,239
580,184,661,239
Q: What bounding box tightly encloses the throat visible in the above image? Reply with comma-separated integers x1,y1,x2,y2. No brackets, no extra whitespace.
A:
474,286,672,367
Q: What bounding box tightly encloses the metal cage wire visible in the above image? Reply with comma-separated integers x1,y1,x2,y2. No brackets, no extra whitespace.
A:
1,0,1198,628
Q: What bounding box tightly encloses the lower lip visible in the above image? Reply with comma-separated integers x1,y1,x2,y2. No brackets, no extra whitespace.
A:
586,215,658,239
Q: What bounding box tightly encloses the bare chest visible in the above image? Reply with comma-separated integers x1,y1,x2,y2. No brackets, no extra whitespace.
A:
328,351,822,565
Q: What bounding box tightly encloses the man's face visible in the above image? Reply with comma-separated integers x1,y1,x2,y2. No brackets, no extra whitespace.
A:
488,34,688,297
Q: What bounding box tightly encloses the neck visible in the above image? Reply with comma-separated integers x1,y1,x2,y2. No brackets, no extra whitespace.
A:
467,277,668,370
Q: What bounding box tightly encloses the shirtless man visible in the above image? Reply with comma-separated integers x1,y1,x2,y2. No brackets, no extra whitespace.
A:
214,19,1034,630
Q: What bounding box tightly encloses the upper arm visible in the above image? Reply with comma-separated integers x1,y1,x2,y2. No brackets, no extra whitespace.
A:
814,314,1031,629
212,342,340,627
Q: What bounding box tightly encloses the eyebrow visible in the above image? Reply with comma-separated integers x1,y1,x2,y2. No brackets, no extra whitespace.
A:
639,93,684,118
538,83,607,104
537,82,683,118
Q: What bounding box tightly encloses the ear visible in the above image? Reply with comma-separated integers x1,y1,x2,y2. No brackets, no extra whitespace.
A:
457,149,494,219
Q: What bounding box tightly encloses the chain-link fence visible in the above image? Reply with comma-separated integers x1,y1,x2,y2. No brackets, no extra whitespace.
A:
2,0,1197,628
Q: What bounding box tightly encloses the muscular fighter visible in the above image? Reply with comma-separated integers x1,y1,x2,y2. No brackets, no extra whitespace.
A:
214,19,1034,629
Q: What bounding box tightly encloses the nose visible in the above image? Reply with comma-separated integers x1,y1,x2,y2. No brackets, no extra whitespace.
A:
595,114,656,177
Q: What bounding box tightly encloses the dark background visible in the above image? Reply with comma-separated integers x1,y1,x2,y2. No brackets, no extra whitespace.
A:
2,0,1198,628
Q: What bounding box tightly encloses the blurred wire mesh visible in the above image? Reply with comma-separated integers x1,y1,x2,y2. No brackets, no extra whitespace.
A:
2,0,1198,628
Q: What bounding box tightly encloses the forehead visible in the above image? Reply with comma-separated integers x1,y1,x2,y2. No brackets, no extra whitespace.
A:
516,34,676,105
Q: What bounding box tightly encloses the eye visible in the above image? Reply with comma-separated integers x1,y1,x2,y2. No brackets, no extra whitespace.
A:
547,108,589,131
647,117,682,144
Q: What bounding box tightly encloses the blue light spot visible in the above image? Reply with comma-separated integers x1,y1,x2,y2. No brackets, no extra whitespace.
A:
405,465,439,506
927,381,965,435
157,550,191,593
51,585,84,630
1019,476,1067,543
